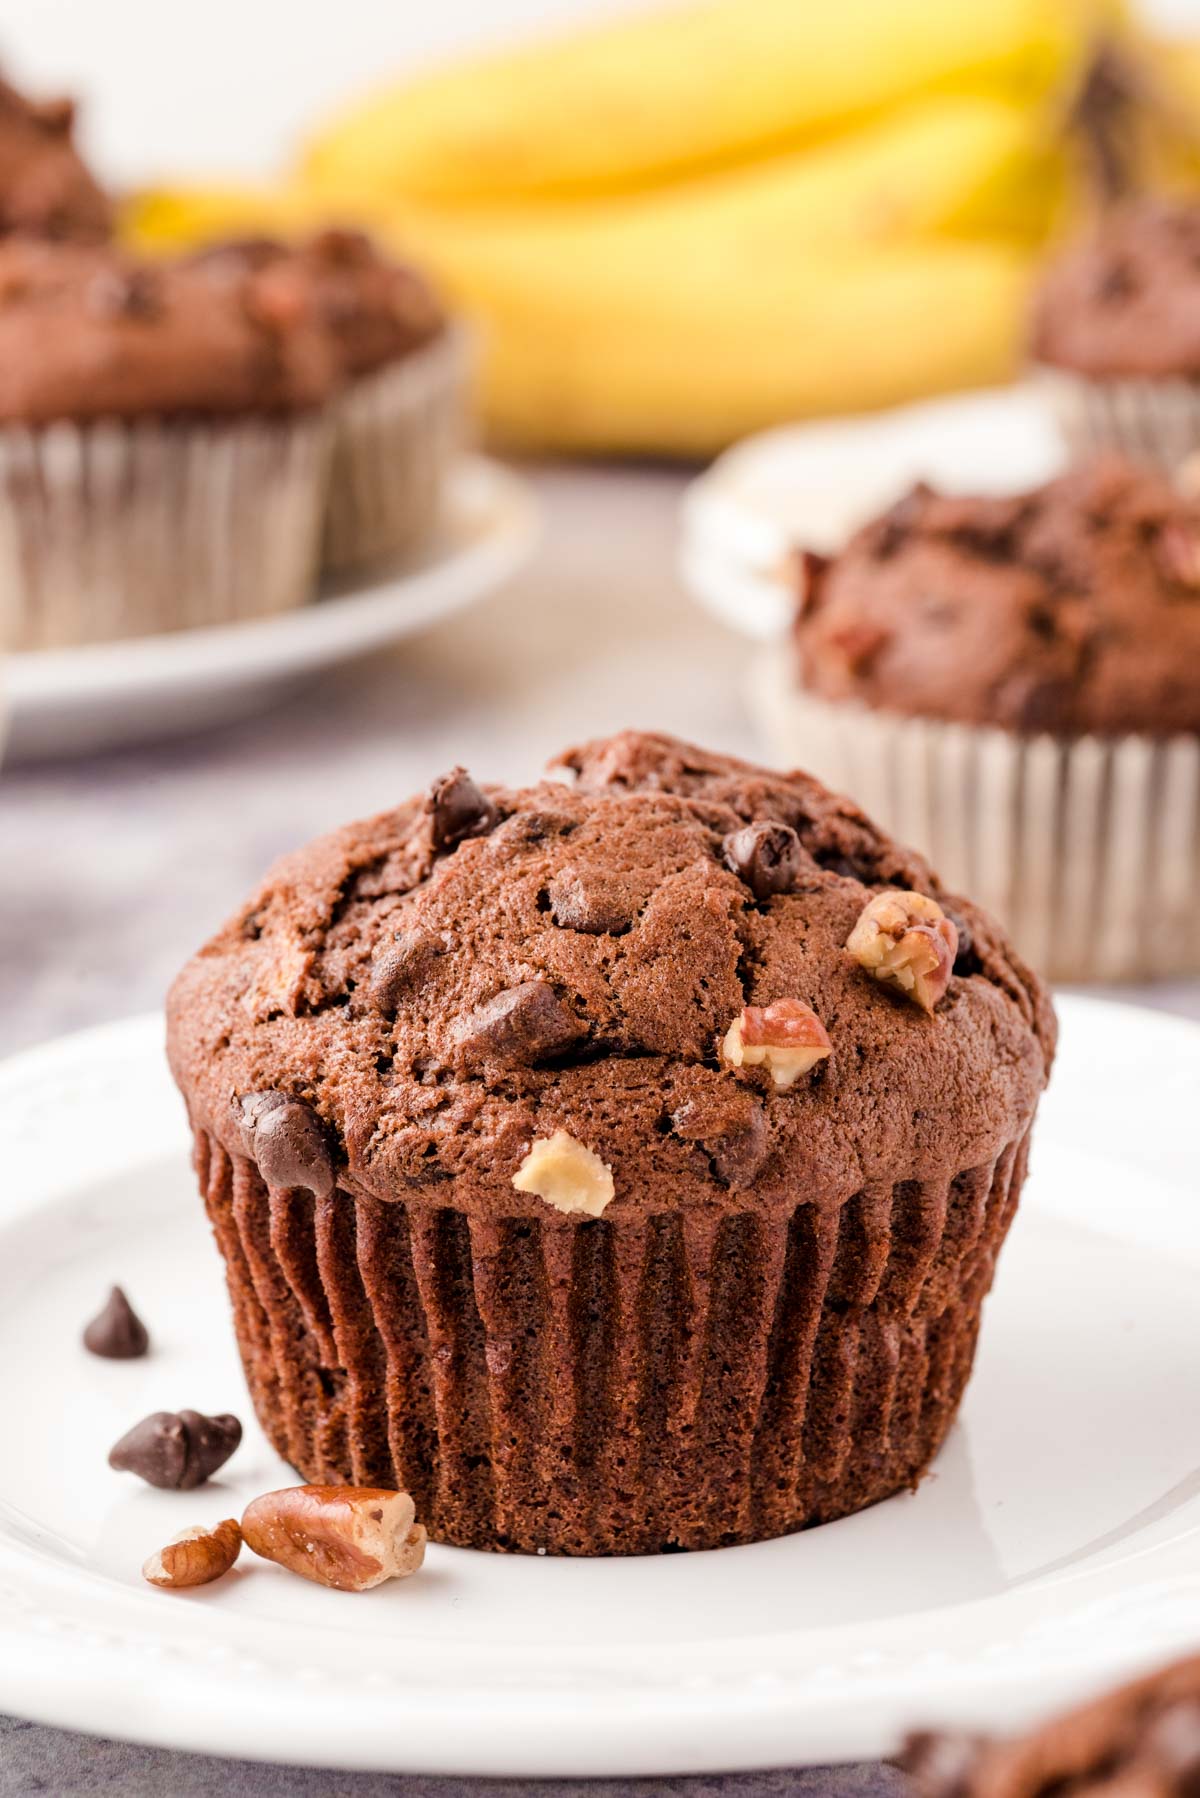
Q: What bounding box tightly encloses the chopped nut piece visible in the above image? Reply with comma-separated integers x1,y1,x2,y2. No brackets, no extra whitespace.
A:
721,999,832,1090
846,889,958,1013
241,1485,426,1592
511,1129,615,1216
143,1519,242,1590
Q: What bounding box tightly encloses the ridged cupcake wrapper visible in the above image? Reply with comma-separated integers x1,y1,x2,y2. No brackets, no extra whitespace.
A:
753,658,1200,983
1035,364,1200,473
0,412,330,651
320,325,472,576
193,1121,1031,1556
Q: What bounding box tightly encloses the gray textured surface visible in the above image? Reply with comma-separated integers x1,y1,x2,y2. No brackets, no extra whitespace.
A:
1,463,1196,1792
0,1716,908,1797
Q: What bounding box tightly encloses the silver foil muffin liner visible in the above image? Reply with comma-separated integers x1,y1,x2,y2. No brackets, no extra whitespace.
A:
0,412,329,651
753,657,1200,983
1035,364,1200,473
321,325,472,576
191,1113,1032,1556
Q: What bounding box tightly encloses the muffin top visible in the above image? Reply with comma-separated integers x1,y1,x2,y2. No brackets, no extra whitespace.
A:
793,457,1200,736
0,72,111,243
1032,199,1200,379
0,238,339,423
167,733,1052,1224
903,1654,1200,1798
190,229,446,380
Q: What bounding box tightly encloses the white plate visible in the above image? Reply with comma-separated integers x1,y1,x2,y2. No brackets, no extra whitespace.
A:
2,996,1200,1777
4,456,539,761
680,386,1066,640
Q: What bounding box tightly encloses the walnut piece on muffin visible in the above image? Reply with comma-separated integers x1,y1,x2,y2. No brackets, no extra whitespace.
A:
168,732,1053,1555
792,456,1200,737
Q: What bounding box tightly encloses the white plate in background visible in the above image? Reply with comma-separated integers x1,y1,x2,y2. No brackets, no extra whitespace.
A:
1,996,1199,1776
680,385,1067,640
4,456,539,761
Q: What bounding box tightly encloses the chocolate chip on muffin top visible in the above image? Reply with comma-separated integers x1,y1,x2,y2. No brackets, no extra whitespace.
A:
0,71,111,243
167,732,1052,1218
1032,199,1200,380
190,229,446,381
0,238,338,423
793,457,1200,736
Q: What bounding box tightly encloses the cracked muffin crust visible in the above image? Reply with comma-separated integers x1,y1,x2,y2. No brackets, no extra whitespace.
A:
792,458,1200,737
168,732,1053,1554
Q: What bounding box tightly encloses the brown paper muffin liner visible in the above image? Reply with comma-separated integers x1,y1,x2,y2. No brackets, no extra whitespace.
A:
754,658,1200,983
0,412,329,651
192,1117,1032,1556
1035,364,1200,473
321,326,472,576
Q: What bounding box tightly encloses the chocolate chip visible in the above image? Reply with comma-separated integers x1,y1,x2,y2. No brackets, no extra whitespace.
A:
895,1729,986,1798
426,767,497,850
367,930,440,1013
943,907,978,977
672,1092,769,1189
86,267,161,321
547,870,633,935
109,1410,242,1490
237,1092,334,1199
82,1286,149,1360
722,822,804,901
454,981,583,1064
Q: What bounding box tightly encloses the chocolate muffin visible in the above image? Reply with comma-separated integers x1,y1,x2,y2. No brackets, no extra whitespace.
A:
0,238,336,648
0,71,111,243
794,458,1200,737
1032,200,1200,467
167,731,1053,1556
902,1654,1200,1797
194,229,467,572
758,458,1200,980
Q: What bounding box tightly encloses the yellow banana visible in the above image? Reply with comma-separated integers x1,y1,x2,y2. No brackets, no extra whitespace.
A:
304,0,1093,206
409,236,1036,456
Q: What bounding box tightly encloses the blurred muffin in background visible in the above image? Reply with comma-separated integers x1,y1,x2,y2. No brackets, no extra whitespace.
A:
901,1652,1200,1797
756,456,1200,981
1033,200,1200,470
193,230,468,573
0,238,336,649
0,69,111,242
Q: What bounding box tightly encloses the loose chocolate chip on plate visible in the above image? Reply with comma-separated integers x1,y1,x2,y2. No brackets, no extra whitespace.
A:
237,1091,334,1199
454,981,583,1064
723,822,804,900
110,1410,242,1490
83,1286,150,1360
896,1729,986,1798
426,767,497,850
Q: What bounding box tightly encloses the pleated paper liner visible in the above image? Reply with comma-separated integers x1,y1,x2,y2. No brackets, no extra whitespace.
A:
753,657,1200,984
1035,365,1200,474
193,1120,1031,1557
0,412,330,651
320,325,473,577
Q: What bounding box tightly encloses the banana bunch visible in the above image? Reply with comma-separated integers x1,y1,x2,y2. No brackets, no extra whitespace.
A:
129,0,1120,456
